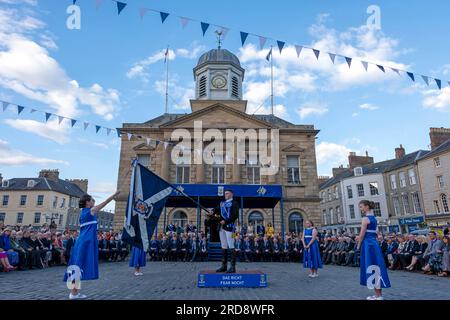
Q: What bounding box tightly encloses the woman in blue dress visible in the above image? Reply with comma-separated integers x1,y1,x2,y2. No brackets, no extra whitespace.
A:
129,245,146,276
64,191,119,300
357,200,391,300
302,220,322,278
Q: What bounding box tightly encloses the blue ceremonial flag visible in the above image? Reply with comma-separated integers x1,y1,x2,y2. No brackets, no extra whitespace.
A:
265,47,272,61
122,161,174,251
240,32,249,46
116,1,127,15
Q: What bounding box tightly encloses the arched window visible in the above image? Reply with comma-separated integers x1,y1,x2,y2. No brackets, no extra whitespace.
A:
198,75,207,98
172,211,188,228
248,211,264,230
231,76,239,98
441,194,449,213
289,212,304,233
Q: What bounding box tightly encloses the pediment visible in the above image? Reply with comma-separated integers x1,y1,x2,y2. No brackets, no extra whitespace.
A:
282,144,305,152
161,103,273,129
133,143,156,152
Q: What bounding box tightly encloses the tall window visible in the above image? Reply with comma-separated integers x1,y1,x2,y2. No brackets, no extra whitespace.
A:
59,215,64,225
34,212,41,224
373,202,382,217
231,76,239,98
20,195,27,206
369,182,379,196
393,197,401,216
357,184,364,197
412,192,422,213
347,186,353,199
434,157,441,167
61,198,66,208
172,211,188,228
354,167,363,176
176,165,190,184
349,204,355,219
390,174,397,189
16,212,24,224
441,194,449,213
2,195,9,206
248,211,264,230
53,196,58,208
434,200,441,213
288,212,303,233
402,194,411,214
247,154,260,184
437,176,445,189
336,206,342,223
198,75,207,97
322,210,327,225
0,213,5,222
211,154,225,184
399,172,406,188
137,154,150,167
287,156,301,184
334,186,339,199
408,169,416,185
329,208,334,224
37,195,44,206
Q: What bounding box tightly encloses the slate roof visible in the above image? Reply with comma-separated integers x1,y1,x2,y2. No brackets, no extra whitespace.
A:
0,178,85,198
416,139,450,161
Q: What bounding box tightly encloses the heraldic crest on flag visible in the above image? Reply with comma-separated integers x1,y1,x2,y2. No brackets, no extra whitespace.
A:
121,159,173,251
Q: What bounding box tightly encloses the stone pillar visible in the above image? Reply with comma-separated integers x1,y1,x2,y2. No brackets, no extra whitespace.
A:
161,144,170,181
232,142,241,184
196,141,205,183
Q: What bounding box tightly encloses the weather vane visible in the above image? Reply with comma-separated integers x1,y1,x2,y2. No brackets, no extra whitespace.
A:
215,30,223,49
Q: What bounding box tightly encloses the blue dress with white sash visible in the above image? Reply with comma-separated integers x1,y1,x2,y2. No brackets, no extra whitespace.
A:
63,208,99,281
303,227,323,269
129,246,146,268
360,215,391,288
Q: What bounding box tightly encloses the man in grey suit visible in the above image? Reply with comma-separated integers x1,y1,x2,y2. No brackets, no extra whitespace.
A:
421,231,444,274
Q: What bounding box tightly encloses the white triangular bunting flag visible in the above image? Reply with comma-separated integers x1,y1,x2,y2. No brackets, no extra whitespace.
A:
259,36,267,50
391,68,400,75
220,27,229,39
328,53,336,64
83,122,89,130
295,45,303,58
180,17,189,28
30,108,37,113
164,142,168,149
139,8,149,19
58,116,64,124
95,0,102,9
106,128,112,136
146,138,151,145
361,61,369,71
2,101,8,112
421,75,429,86
127,133,133,141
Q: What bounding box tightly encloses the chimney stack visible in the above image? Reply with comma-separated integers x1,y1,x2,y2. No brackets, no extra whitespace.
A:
66,179,88,193
0,173,3,185
39,169,60,181
332,165,347,177
348,151,374,169
395,144,406,159
429,127,450,150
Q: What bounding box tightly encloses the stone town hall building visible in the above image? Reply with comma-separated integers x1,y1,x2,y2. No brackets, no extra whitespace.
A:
113,48,321,235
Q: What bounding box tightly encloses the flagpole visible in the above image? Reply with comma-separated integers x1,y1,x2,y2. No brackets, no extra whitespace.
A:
165,45,169,114
270,45,274,115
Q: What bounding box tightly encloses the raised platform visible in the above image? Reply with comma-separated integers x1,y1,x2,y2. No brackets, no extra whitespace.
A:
198,270,267,288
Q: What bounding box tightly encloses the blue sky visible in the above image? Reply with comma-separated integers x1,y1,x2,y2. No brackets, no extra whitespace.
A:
1,0,449,210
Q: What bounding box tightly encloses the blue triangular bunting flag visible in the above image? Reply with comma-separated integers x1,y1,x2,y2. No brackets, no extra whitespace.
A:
73,0,77,4
265,48,272,61
2,101,8,111
361,61,369,71
200,22,209,36
240,32,249,46
435,78,442,90
71,119,77,127
95,125,101,133
391,68,400,75
295,45,303,57
421,75,429,86
83,122,89,130
17,105,25,114
407,72,415,82
313,49,320,60
155,140,160,147
160,12,169,23
45,112,52,122
377,65,385,73
345,57,352,68
277,40,285,54
328,53,336,64
116,1,127,15
58,116,64,124
117,129,122,137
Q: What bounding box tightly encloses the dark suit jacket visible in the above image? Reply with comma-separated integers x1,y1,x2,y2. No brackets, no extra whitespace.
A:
213,199,240,232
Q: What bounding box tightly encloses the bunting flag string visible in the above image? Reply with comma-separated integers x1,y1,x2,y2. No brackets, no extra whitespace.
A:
83,0,449,91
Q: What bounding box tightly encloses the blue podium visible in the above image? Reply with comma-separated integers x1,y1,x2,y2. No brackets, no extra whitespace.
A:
198,270,267,288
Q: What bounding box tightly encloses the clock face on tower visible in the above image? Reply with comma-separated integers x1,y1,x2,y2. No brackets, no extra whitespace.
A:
211,75,227,89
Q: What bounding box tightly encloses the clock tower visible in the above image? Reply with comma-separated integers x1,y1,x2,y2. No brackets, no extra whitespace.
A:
193,47,245,102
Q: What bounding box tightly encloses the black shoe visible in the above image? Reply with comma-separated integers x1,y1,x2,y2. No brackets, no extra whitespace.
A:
216,249,228,273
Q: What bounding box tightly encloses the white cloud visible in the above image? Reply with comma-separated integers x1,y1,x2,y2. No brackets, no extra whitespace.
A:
359,103,379,110
297,102,328,119
154,73,194,111
0,6,121,135
89,181,116,194
352,112,359,117
4,118,69,144
422,87,450,112
316,142,351,167
0,139,68,166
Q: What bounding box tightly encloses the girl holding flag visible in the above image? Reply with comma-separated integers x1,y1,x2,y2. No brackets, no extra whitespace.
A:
64,191,120,300
302,220,322,278
129,244,146,276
